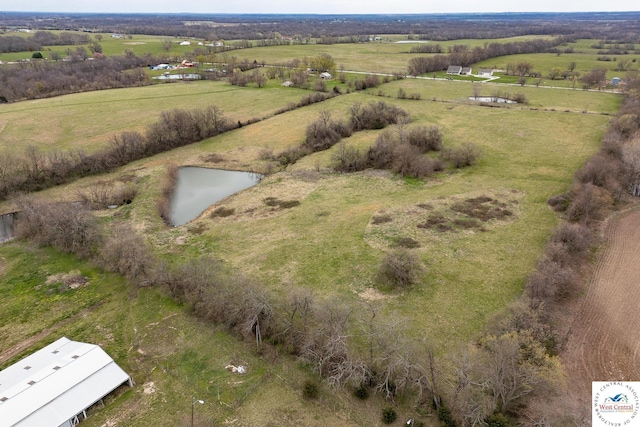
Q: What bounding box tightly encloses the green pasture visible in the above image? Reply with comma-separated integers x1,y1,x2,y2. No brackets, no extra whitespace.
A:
0,32,201,62
474,51,639,87
0,81,310,154
0,62,621,425
0,243,391,427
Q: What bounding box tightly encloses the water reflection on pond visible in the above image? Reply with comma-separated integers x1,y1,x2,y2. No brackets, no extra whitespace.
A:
169,167,262,226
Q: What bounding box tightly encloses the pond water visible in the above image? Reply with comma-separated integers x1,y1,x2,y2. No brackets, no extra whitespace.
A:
169,167,262,226
468,96,517,104
0,213,15,243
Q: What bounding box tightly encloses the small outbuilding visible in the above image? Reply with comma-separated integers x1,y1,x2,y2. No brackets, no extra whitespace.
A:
461,67,472,75
479,68,494,77
0,337,132,427
612,77,621,86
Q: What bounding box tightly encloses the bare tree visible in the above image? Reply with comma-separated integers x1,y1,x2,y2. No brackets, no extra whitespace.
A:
161,38,173,51
472,82,482,100
622,137,640,196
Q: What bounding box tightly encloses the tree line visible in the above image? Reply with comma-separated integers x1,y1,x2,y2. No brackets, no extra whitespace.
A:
0,105,232,200
3,12,640,43
407,36,569,76
0,52,153,103
0,30,91,53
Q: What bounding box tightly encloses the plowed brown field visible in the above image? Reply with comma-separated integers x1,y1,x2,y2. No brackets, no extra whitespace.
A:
562,207,640,423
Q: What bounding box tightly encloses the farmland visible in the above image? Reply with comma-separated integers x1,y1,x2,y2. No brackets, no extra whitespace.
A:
0,15,636,426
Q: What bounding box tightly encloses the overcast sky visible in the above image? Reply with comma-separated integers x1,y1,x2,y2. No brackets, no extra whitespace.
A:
1,0,638,14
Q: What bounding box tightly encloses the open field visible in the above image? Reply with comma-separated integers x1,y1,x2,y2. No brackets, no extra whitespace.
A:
561,207,640,421
0,38,626,426
0,82,310,154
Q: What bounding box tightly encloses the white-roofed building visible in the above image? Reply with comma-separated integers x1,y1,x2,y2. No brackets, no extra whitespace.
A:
0,337,132,427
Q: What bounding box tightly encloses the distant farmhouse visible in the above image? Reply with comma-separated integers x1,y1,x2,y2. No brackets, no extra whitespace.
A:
446,66,473,75
446,65,463,75
0,337,132,427
479,69,494,77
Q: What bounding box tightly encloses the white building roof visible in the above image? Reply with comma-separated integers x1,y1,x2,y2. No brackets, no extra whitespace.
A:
0,337,130,427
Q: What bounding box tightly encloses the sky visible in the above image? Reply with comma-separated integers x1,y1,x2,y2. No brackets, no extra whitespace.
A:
0,0,638,14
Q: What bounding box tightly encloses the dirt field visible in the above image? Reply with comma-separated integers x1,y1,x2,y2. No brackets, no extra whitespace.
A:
562,206,640,423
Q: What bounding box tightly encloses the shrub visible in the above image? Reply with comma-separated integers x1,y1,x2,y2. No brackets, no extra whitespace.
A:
302,379,319,399
349,101,411,131
547,193,570,212
98,225,153,283
367,132,396,169
382,407,397,424
377,249,425,289
486,412,515,427
438,407,458,427
550,222,593,258
565,183,613,223
210,207,235,218
158,163,179,225
392,143,437,178
331,143,367,173
407,126,443,152
354,384,369,400
77,181,137,210
14,196,101,258
442,142,481,168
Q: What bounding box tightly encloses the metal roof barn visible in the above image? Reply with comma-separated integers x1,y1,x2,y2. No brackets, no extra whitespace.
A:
0,337,131,427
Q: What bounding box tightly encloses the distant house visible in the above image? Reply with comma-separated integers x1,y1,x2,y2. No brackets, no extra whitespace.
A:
179,41,191,46
319,72,332,79
461,67,472,75
111,33,123,38
446,65,462,75
0,337,132,427
479,69,494,77
612,77,621,86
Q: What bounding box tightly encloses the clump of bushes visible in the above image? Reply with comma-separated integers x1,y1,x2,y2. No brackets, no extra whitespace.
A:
302,379,320,399
263,197,300,209
210,207,236,218
377,249,425,289
441,142,481,168
77,181,137,210
158,163,179,225
382,407,398,424
14,195,101,259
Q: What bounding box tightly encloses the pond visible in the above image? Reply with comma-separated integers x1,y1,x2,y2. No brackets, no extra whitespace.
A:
169,167,262,226
468,96,517,104
0,213,15,243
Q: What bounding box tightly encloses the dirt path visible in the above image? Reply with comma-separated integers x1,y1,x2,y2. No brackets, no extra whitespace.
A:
562,207,640,421
0,302,104,366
